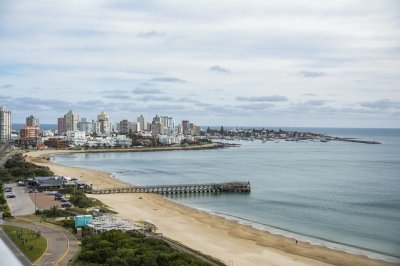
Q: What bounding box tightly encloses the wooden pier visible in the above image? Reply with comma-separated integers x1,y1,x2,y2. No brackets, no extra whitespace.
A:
87,181,251,195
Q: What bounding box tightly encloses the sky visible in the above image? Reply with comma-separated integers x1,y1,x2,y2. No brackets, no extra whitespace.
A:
0,0,399,128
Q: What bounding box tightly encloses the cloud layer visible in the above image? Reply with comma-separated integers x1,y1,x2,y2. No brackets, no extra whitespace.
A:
0,0,399,127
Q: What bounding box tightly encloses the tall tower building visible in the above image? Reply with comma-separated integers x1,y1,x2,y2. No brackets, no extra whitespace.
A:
96,111,112,135
137,114,148,131
0,106,11,143
64,110,80,132
182,120,190,135
26,115,40,127
58,117,65,134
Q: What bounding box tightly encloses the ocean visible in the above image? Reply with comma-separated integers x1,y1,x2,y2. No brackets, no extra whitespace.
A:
12,123,57,131
54,128,400,262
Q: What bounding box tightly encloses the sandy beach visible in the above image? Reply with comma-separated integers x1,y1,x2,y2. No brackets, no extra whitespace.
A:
25,148,398,266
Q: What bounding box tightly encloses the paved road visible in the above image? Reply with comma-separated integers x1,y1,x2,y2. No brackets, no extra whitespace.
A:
5,219,78,266
6,184,36,216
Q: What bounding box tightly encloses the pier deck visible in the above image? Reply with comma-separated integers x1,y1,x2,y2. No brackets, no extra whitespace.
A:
87,181,251,195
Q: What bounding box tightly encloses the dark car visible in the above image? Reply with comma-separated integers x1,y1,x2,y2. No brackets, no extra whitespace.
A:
54,193,63,200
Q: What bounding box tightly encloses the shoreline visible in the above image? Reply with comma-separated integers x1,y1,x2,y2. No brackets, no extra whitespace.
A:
25,148,398,266
182,204,400,263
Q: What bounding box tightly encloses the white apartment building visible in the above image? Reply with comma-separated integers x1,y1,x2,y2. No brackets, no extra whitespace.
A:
66,130,87,146
96,111,112,135
137,115,148,131
78,118,96,134
158,134,184,145
64,110,80,132
26,115,40,127
0,106,11,143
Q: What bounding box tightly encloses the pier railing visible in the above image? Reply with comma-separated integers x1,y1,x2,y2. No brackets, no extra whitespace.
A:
87,181,251,195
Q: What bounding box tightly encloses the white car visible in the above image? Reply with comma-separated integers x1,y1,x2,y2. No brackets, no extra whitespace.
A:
6,192,16,198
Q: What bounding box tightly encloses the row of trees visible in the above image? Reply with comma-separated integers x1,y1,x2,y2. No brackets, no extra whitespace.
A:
0,154,54,182
0,182,11,218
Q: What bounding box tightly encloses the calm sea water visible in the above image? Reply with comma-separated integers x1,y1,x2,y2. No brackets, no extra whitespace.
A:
54,128,400,261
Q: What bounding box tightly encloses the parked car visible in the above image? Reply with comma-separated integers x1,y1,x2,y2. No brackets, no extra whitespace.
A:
6,192,16,198
61,198,68,202
54,193,63,200
4,187,12,192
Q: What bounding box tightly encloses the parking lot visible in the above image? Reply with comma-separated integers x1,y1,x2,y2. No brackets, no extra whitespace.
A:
5,183,36,216
27,191,63,210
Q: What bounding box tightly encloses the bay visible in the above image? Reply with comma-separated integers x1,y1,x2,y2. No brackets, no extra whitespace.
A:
54,128,400,261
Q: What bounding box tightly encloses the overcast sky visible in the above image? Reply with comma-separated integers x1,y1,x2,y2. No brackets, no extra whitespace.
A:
0,0,399,127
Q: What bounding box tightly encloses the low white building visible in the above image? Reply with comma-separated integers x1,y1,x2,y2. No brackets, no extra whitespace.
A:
86,135,132,147
158,134,184,145
113,135,132,147
42,130,55,137
66,130,87,146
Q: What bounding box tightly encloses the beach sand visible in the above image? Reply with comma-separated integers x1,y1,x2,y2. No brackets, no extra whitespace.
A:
25,149,398,266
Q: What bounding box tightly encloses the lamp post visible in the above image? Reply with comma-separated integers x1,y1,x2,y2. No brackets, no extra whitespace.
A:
33,174,37,213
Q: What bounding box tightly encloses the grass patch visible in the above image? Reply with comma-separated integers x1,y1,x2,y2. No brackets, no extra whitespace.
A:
2,225,47,263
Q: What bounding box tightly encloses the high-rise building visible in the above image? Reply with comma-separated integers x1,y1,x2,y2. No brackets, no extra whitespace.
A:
150,115,161,135
182,120,190,135
137,115,148,131
96,111,112,135
26,115,40,127
77,118,96,134
58,117,65,134
160,116,171,128
64,110,80,132
0,106,11,143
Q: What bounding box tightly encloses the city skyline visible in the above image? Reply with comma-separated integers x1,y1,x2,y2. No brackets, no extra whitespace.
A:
0,0,399,127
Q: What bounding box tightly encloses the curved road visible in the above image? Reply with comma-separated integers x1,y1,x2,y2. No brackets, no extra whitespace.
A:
4,219,78,266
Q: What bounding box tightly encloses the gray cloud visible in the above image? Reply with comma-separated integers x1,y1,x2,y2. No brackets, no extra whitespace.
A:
209,65,230,73
150,77,186,83
302,99,331,106
302,93,318,96
140,95,173,102
104,94,132,100
132,88,162,94
360,99,400,110
137,31,166,39
298,71,327,78
237,103,275,110
101,89,128,94
0,84,14,89
9,97,74,111
237,95,288,102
